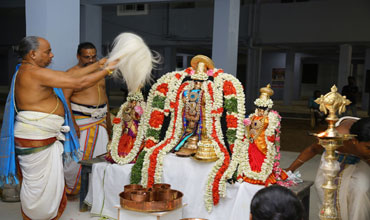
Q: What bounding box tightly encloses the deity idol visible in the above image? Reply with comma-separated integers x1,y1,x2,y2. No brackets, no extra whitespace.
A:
116,55,246,211
225,84,290,186
107,92,145,164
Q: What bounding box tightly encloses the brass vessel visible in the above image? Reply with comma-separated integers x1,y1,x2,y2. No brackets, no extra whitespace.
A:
120,183,183,212
313,85,353,220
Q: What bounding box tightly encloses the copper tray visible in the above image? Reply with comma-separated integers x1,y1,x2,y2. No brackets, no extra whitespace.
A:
120,184,183,212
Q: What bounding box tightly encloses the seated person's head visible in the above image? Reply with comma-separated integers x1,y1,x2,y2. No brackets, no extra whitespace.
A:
313,90,321,98
350,117,370,152
347,76,355,85
250,185,304,220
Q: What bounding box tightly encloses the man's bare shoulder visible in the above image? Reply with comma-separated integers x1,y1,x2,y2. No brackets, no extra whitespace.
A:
18,65,48,78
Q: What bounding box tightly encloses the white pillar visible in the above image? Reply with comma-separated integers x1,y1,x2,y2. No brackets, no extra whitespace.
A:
25,0,79,71
211,0,240,76
337,44,352,91
81,4,102,58
362,48,370,114
284,51,295,105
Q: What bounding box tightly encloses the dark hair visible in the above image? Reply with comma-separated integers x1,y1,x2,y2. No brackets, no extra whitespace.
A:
250,185,304,220
350,117,370,142
15,36,40,59
77,42,96,55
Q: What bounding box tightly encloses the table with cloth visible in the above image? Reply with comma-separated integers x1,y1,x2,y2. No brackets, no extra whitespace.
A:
85,154,264,220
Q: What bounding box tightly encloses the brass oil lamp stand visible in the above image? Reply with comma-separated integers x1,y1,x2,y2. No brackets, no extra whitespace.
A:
313,85,352,220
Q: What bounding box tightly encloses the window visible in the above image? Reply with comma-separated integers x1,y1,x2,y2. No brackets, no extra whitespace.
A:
301,63,318,84
117,4,148,16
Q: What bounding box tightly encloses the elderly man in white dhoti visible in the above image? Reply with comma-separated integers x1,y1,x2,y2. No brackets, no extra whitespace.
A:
0,36,117,220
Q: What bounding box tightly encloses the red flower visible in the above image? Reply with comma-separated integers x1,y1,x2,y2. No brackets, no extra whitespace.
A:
184,68,193,74
113,117,121,124
213,69,224,78
175,73,182,79
267,135,275,143
229,144,235,154
170,102,177,109
207,82,214,102
226,115,238,128
210,117,231,206
223,81,236,96
149,110,165,128
156,83,169,95
211,107,224,114
145,139,156,149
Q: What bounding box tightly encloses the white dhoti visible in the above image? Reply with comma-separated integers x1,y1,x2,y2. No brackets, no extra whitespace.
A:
315,154,370,220
15,111,68,220
64,102,108,195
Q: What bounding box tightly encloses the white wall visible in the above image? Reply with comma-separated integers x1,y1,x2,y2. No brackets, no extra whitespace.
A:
26,0,79,71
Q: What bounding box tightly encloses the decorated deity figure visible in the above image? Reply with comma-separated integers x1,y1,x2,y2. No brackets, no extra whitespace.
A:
116,55,246,211
226,84,291,187
107,92,145,163
172,80,204,156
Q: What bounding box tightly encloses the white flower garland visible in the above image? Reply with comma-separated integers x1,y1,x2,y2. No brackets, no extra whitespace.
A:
203,80,225,212
203,73,246,212
254,98,273,109
217,74,245,199
140,71,188,186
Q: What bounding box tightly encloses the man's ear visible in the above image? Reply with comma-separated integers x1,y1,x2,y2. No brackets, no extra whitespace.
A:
30,50,37,60
250,213,253,220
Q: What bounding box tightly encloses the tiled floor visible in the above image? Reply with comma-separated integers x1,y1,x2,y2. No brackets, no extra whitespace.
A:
0,151,322,220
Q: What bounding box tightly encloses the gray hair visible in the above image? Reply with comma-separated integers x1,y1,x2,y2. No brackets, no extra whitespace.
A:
15,36,40,59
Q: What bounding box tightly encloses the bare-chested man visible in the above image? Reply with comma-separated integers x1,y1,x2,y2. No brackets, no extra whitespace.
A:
62,42,112,197
0,36,116,220
287,117,370,220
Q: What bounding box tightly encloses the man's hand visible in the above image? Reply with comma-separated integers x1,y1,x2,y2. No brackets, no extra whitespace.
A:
98,58,108,68
106,59,120,71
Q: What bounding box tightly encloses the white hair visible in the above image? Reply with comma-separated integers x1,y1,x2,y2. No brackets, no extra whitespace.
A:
107,32,160,93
